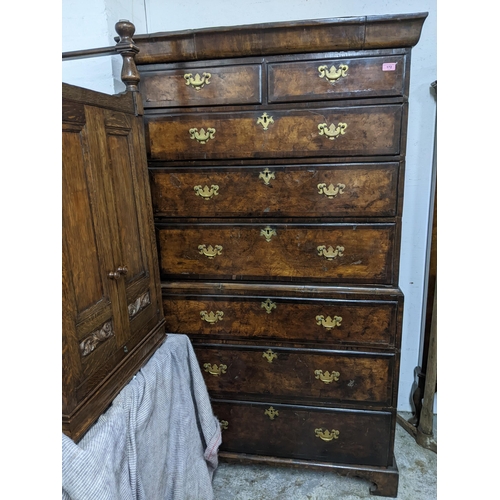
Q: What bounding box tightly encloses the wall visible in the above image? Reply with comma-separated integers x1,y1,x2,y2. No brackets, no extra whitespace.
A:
62,0,437,413
62,0,115,93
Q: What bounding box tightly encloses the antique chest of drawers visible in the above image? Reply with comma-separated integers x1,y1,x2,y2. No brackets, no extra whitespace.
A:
134,12,427,497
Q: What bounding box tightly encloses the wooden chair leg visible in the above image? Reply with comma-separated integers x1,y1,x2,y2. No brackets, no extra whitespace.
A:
416,281,437,452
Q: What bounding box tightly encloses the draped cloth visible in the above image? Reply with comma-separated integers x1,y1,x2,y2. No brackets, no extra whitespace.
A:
62,334,221,500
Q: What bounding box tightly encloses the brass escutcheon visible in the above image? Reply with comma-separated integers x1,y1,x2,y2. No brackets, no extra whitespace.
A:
190,127,216,144
265,407,279,420
261,298,277,314
259,167,276,186
262,349,278,363
317,183,346,199
194,185,219,200
261,226,277,242
317,245,344,260
184,72,211,90
257,112,274,130
315,428,340,442
318,64,349,83
318,122,347,140
219,420,229,431
314,369,340,384
203,363,227,376
316,315,343,329
198,244,223,258
200,310,224,324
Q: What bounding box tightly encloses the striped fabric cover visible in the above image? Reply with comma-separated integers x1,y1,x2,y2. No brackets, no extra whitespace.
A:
62,334,222,500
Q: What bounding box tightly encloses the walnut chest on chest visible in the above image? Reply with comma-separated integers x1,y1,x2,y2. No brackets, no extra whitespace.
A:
134,12,427,497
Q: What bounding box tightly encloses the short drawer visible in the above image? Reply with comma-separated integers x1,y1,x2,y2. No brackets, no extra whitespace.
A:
163,294,398,348
157,222,397,285
195,344,395,406
140,64,262,108
149,162,400,218
146,104,402,160
212,400,393,467
268,55,406,103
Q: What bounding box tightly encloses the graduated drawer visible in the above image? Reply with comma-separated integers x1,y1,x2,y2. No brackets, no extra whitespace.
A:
150,162,400,218
140,64,262,108
163,294,398,348
147,104,402,160
195,344,395,406
157,222,397,285
213,400,393,467
268,54,405,103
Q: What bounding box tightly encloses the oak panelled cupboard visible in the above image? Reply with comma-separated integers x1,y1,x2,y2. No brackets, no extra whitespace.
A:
62,62,166,441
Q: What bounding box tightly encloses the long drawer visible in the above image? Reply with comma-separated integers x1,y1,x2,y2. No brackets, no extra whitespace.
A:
146,105,403,160
156,222,397,285
149,162,400,218
212,400,394,467
163,293,398,348
195,344,395,406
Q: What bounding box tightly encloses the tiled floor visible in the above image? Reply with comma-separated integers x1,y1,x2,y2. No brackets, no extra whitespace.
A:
212,413,436,499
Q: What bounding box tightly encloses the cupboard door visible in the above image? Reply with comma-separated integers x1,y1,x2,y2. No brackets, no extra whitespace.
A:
100,110,160,346
62,104,121,410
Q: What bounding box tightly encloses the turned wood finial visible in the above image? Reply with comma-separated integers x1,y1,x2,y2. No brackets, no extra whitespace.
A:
115,19,140,92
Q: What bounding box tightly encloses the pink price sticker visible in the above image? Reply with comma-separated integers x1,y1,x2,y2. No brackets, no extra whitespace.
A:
382,63,397,71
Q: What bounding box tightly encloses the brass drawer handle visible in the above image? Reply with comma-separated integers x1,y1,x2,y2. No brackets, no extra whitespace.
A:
257,112,274,130
219,420,229,431
317,183,345,198
318,64,348,83
265,407,279,420
203,363,227,376
316,315,343,329
315,428,340,441
259,167,275,186
318,122,347,140
200,310,224,324
190,127,216,144
184,72,211,90
262,349,278,363
314,369,340,384
194,184,219,200
79,320,114,357
261,226,277,242
198,244,223,258
317,245,344,260
261,298,277,314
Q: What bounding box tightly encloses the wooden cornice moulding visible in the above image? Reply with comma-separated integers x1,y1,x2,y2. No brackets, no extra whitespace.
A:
131,12,428,65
